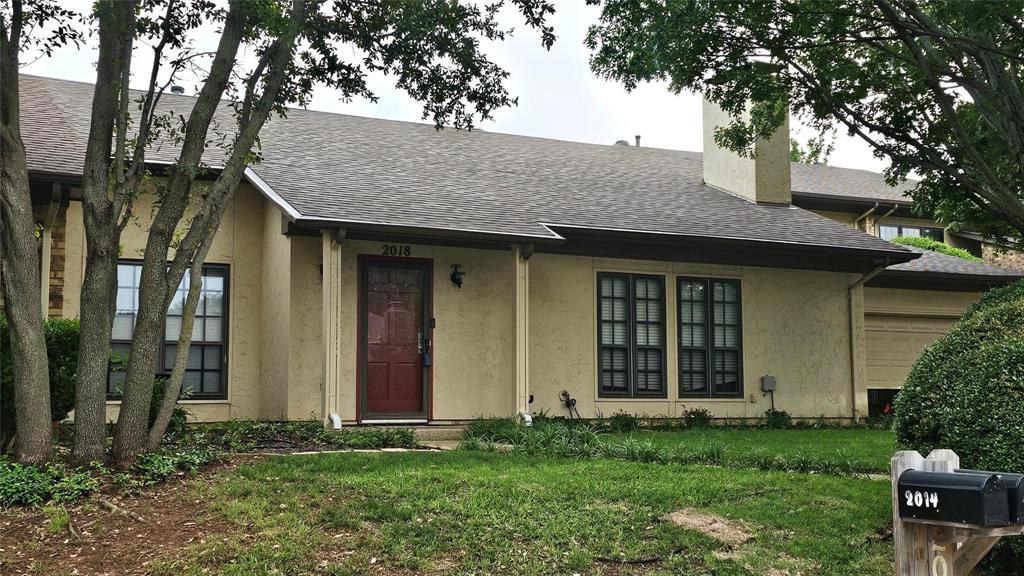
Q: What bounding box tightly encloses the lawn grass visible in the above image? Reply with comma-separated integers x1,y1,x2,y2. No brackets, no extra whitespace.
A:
612,428,896,473
151,451,894,576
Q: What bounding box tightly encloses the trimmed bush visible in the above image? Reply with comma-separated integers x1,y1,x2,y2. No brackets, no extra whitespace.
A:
891,235,982,261
892,280,1024,572
186,420,418,451
0,316,80,446
45,318,79,422
893,280,1024,473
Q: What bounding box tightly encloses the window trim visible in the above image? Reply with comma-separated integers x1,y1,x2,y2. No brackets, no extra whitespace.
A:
108,260,230,401
677,276,744,399
596,272,667,399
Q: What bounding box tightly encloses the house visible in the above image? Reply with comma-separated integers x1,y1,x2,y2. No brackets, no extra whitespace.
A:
18,75,1023,426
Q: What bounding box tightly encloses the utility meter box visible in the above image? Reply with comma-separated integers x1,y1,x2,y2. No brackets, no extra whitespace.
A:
958,469,1024,524
898,470,1009,527
760,375,776,393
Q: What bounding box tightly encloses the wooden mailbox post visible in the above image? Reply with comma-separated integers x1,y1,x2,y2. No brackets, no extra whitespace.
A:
892,449,1024,575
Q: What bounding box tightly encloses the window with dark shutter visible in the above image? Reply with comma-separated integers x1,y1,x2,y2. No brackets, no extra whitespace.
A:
678,277,743,398
598,273,666,398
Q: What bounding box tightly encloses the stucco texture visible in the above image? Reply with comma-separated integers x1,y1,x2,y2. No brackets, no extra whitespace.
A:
330,241,515,422
528,255,857,420
62,184,277,423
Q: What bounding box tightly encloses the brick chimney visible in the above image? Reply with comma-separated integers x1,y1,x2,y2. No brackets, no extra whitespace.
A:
702,99,791,205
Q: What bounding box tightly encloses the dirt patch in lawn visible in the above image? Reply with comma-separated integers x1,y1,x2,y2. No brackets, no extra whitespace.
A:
0,458,254,576
661,509,753,547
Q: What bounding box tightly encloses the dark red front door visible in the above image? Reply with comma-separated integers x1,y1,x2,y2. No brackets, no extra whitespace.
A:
361,260,430,418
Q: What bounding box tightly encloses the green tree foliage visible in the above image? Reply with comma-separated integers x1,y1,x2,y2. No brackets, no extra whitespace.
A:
586,1,1024,247
58,0,555,466
789,134,835,164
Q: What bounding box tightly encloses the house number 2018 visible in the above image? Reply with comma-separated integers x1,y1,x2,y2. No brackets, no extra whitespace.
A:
905,489,939,509
382,244,411,256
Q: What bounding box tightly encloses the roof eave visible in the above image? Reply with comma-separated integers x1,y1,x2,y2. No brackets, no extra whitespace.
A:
869,269,1023,291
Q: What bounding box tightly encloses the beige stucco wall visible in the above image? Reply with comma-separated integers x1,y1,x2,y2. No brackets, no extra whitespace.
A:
287,236,324,420
61,183,275,423
527,254,857,420
810,210,859,229
702,100,791,205
864,287,979,317
260,201,291,418
330,240,516,423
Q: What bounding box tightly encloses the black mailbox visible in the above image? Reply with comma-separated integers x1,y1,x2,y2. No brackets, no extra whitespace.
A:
897,470,1009,527
957,469,1024,524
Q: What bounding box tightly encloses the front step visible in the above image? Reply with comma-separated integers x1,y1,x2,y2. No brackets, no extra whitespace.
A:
410,425,466,441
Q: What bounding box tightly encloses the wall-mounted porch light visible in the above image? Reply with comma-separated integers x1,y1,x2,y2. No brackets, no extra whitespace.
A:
450,264,465,289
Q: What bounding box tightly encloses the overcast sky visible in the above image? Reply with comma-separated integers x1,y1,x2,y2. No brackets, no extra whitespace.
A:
22,2,886,173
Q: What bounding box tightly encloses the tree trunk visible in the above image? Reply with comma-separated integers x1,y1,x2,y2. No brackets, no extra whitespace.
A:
0,18,52,464
146,242,208,451
70,0,136,466
109,211,180,466
110,2,249,467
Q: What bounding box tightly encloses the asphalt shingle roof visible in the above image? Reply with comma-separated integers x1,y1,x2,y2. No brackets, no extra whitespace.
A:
16,75,973,271
21,76,917,260
791,162,916,205
884,246,1023,279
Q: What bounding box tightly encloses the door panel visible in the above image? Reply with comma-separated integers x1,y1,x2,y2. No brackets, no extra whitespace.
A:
362,261,428,417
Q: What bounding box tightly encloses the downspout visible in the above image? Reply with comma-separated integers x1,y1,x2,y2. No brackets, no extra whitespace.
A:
853,202,879,232
848,260,889,422
872,204,899,235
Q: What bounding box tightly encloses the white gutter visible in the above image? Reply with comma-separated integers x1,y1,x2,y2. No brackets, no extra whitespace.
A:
243,166,302,220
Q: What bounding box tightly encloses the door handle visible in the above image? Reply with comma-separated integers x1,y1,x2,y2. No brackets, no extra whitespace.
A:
417,332,424,354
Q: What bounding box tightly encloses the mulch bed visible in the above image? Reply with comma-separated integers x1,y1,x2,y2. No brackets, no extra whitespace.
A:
0,457,259,576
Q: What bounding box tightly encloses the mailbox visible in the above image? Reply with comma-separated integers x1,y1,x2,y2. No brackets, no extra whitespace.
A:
957,469,1024,524
897,470,1009,527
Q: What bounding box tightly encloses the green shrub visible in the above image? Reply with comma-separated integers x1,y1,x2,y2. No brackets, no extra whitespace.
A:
187,420,417,451
0,316,80,446
48,466,100,503
135,452,180,485
681,408,713,429
0,459,52,506
893,280,1024,472
606,411,640,433
893,280,1024,573
891,235,982,261
0,458,99,507
764,409,792,429
44,318,79,422
149,379,190,441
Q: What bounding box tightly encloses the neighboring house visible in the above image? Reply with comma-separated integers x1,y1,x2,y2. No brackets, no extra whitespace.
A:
19,75,1023,426
786,165,1024,414
789,161,1024,268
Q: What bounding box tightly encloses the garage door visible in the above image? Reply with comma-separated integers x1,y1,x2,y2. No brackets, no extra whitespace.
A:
866,315,955,389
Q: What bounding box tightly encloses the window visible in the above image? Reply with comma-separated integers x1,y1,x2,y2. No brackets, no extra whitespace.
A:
678,278,742,398
879,224,944,242
108,262,228,400
597,273,666,398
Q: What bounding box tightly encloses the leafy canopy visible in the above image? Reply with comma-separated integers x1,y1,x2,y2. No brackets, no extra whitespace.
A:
586,0,1024,247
